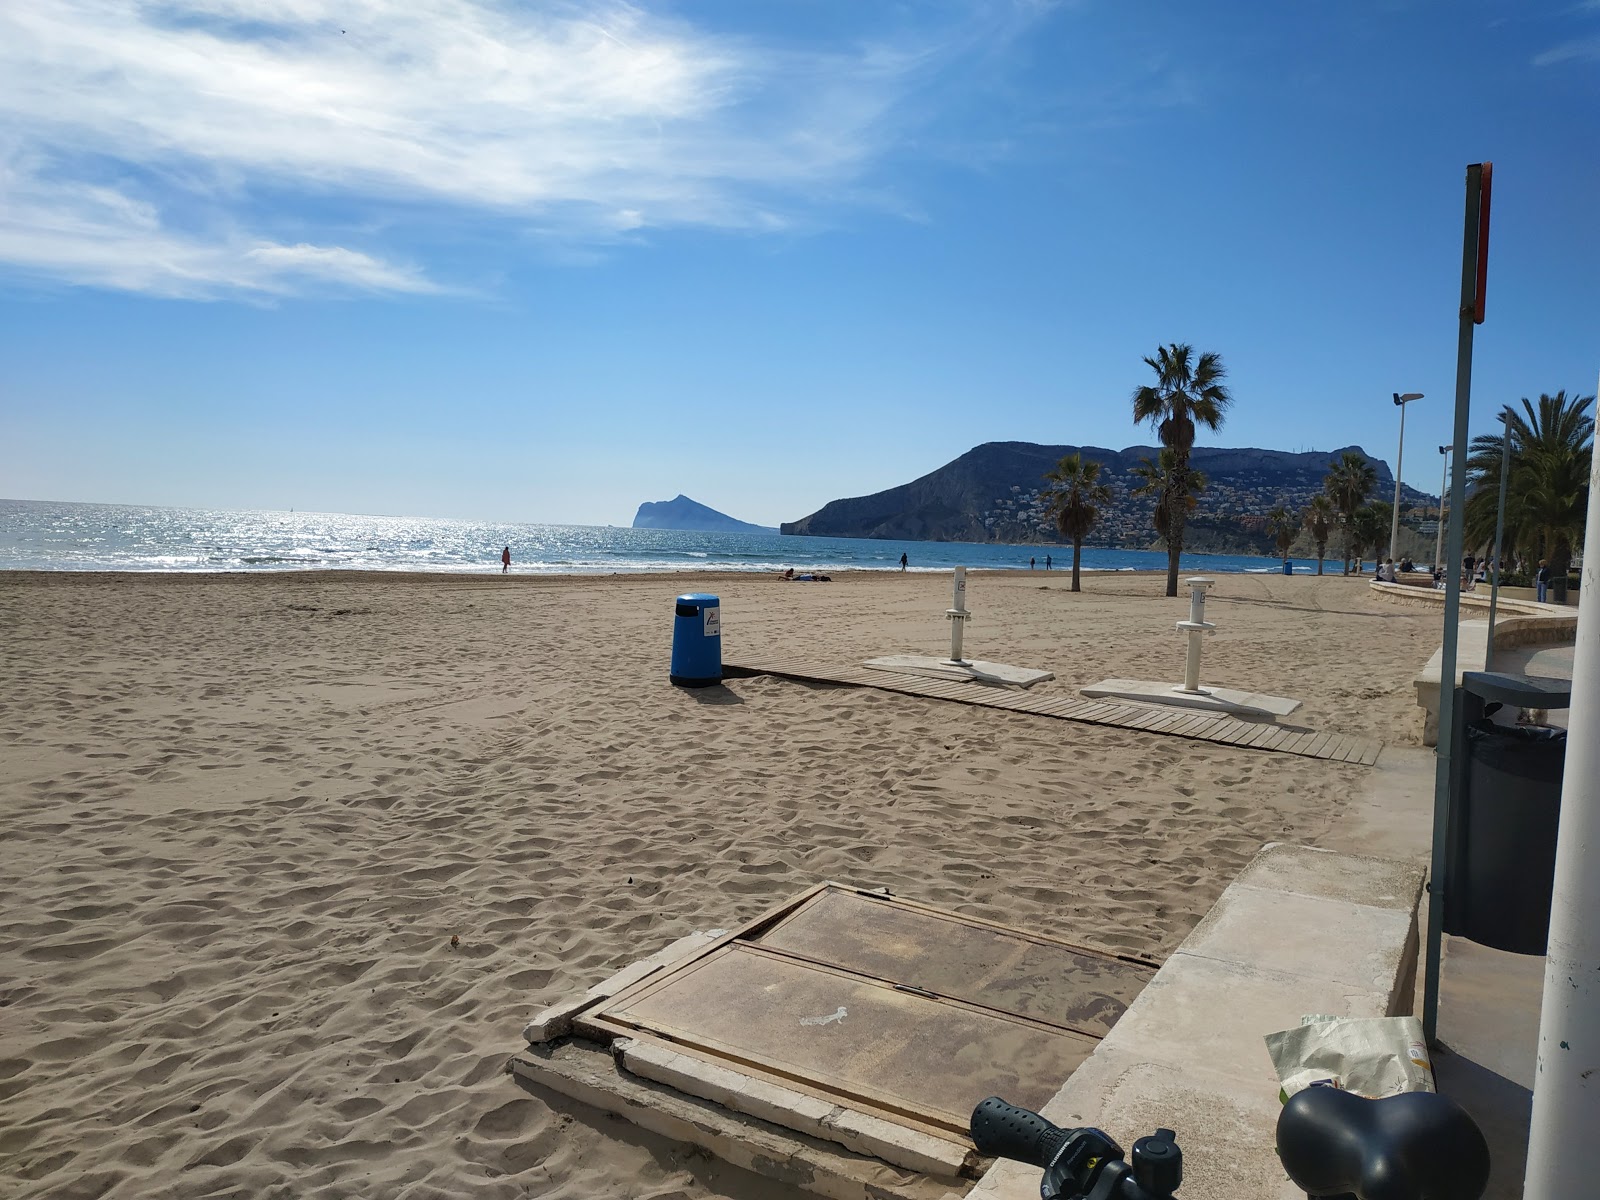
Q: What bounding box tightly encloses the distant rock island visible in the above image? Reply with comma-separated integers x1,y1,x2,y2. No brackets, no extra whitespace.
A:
633,495,775,534
781,441,1436,551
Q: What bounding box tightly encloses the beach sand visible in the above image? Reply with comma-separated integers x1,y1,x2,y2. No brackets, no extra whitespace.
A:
0,568,1439,1199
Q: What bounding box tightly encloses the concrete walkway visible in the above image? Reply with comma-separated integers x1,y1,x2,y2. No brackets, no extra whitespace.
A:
968,844,1425,1200
1329,719,1571,1197
1430,639,1572,1198
1343,587,1580,1196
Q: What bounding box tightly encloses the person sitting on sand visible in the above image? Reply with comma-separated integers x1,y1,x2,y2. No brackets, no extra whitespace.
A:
781,568,794,580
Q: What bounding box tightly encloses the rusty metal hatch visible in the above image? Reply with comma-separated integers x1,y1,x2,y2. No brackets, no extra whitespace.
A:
584,884,1159,1141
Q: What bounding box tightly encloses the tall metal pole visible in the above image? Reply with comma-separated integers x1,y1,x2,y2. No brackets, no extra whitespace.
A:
1522,369,1600,1199
1390,393,1424,563
1434,447,1451,571
1484,412,1512,671
1422,164,1484,1046
1391,401,1407,561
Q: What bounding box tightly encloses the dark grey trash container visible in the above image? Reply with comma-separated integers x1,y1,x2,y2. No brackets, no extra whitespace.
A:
1442,672,1571,955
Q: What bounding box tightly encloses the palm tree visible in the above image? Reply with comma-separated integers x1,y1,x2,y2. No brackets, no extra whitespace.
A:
1131,449,1208,551
1464,392,1593,601
1324,452,1378,574
1267,502,1297,565
1132,343,1232,596
1352,503,1390,573
1043,453,1113,593
1304,495,1334,575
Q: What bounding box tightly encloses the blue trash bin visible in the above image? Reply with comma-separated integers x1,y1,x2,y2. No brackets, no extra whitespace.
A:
1282,561,1293,576
670,593,722,687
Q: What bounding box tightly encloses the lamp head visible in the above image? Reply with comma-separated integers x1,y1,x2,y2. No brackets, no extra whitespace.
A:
1439,445,1451,455
1394,392,1424,405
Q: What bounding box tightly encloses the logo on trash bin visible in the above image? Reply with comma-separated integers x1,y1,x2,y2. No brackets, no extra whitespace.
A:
703,607,721,637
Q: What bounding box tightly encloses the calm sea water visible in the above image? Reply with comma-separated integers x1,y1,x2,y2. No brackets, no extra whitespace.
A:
0,498,1314,576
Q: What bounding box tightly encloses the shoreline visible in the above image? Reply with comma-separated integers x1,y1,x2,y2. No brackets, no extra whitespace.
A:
0,562,1322,583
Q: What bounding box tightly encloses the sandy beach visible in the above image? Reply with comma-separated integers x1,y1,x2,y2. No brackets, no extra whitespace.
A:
1,568,1440,1199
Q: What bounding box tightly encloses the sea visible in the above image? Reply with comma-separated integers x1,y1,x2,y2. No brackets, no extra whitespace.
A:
0,498,1314,576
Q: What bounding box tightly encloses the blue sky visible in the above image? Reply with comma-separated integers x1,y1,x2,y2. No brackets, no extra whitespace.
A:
2,0,1596,528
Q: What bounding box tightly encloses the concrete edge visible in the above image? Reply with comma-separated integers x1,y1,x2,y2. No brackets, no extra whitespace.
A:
969,842,1426,1200
1370,579,1577,621
1407,596,1577,745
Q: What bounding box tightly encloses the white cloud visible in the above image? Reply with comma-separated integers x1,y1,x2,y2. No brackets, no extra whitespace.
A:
0,0,1007,298
0,150,439,297
1534,36,1600,65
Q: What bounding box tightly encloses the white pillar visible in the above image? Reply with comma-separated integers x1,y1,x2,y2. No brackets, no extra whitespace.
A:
1523,375,1600,1199
1173,577,1215,695
946,566,970,664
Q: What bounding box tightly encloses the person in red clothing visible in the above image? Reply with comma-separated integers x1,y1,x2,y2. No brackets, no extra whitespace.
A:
501,545,511,573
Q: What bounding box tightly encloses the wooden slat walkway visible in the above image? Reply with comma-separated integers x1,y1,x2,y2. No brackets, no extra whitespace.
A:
724,658,1381,766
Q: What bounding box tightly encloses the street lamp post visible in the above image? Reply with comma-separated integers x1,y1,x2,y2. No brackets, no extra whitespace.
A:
1434,445,1452,571
1391,392,1424,561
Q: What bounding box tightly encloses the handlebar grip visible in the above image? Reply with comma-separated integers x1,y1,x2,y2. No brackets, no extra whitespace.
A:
1276,1088,1490,1200
970,1096,1072,1169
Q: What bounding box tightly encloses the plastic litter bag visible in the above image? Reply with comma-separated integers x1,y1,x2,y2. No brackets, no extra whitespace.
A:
1264,1014,1434,1102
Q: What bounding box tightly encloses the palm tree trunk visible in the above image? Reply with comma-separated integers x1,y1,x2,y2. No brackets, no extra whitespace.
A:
1164,510,1183,597
1070,538,1082,592
1162,453,1189,597
1551,536,1572,604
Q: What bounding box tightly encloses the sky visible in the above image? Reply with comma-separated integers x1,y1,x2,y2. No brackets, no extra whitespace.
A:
1,0,1596,528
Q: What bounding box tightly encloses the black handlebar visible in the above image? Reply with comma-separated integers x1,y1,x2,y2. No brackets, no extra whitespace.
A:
1276,1087,1490,1200
970,1096,1075,1168
970,1097,1181,1200
972,1088,1489,1200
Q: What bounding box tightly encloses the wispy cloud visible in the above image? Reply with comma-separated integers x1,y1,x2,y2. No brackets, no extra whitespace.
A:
0,1,1032,299
1534,36,1600,64
1535,2,1600,64
0,148,441,298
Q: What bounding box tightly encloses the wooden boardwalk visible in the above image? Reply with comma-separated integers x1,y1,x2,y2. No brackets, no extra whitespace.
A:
723,657,1381,766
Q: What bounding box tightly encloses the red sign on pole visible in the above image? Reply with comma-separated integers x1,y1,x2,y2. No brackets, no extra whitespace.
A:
1474,162,1492,324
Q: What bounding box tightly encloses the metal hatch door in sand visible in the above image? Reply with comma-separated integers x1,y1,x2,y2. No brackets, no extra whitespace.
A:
577,883,1159,1147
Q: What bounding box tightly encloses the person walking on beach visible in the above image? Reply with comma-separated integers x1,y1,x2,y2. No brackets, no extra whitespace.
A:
899,553,908,572
1045,554,1052,570
501,545,511,574
1029,556,1036,570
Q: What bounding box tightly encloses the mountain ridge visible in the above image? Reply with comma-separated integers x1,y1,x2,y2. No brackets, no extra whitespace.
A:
633,494,775,534
781,441,1436,545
